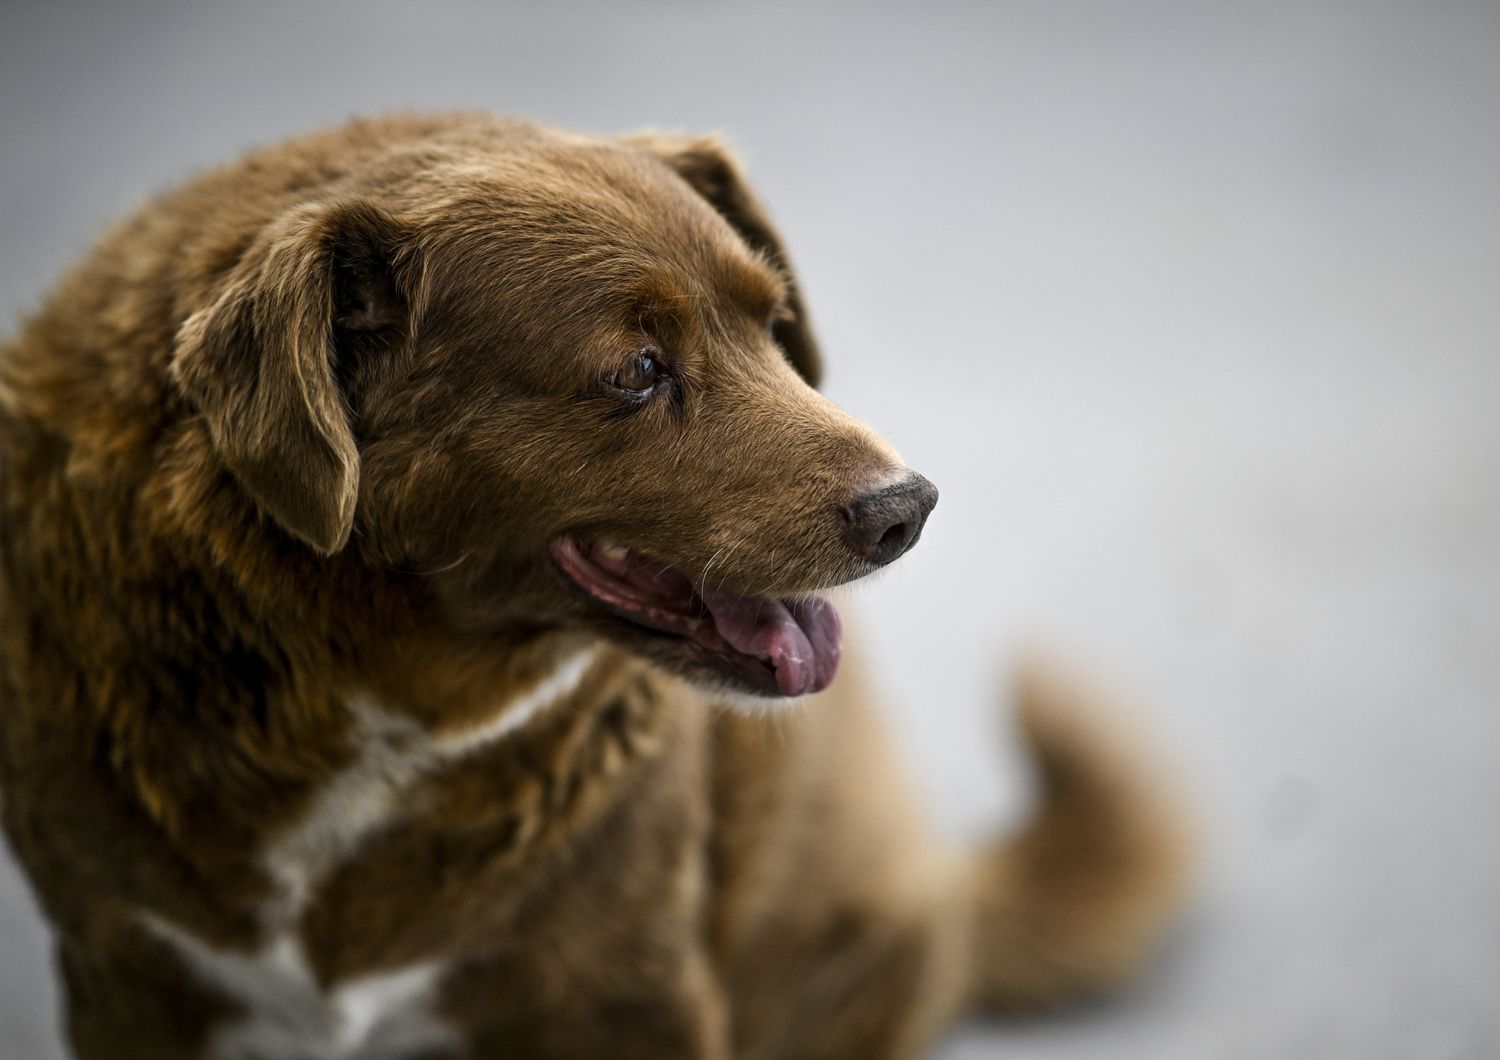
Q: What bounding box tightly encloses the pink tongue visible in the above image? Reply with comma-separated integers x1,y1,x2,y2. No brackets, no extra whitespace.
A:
698,589,843,696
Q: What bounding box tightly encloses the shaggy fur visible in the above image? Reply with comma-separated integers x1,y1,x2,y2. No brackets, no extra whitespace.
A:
0,112,1191,1059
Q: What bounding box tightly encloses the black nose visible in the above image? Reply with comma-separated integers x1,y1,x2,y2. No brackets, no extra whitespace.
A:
843,472,939,567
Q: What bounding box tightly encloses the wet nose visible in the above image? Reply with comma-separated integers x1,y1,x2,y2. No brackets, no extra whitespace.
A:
842,472,939,567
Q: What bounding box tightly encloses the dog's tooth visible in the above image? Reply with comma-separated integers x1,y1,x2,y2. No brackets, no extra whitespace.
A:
596,540,630,562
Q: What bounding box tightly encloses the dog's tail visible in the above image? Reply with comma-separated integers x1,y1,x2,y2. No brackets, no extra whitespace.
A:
964,659,1194,1010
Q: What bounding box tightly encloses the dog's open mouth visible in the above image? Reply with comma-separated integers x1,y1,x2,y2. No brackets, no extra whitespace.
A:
550,537,842,697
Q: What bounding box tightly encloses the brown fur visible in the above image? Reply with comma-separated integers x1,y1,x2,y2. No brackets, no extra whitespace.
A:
0,112,1191,1058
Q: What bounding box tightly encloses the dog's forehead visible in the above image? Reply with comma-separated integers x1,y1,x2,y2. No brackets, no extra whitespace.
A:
417,140,779,312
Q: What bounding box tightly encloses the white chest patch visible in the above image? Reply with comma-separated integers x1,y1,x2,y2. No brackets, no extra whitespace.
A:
144,647,598,1059
262,647,598,925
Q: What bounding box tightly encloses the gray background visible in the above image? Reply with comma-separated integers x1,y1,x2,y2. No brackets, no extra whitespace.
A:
2,1,1498,1057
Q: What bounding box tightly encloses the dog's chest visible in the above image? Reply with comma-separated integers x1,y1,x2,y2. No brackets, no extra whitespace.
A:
146,648,599,1059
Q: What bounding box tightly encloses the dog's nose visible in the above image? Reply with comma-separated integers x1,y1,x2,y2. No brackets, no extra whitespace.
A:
842,472,939,567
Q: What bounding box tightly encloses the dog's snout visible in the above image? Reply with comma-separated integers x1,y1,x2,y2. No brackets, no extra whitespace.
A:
842,472,939,567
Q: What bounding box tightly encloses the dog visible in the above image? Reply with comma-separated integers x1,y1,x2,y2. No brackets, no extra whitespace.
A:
0,112,1190,1059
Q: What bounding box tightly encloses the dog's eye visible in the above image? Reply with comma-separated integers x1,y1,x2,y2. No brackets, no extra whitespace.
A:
610,349,661,395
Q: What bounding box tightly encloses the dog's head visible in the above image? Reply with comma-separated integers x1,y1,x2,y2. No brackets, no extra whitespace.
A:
173,124,936,699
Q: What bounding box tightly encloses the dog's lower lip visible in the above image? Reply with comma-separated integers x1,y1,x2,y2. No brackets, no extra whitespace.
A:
549,536,841,697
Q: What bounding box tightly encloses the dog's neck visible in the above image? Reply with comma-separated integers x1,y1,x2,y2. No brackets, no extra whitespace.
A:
0,421,676,935
71,506,633,893
123,570,671,945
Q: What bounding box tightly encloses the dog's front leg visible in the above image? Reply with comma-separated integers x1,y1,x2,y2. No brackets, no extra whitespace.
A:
446,945,732,1060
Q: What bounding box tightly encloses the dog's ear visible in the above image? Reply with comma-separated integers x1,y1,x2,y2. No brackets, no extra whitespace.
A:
172,199,413,554
627,133,822,387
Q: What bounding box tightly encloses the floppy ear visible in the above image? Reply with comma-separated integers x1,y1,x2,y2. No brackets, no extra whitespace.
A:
172,199,412,554
626,132,823,387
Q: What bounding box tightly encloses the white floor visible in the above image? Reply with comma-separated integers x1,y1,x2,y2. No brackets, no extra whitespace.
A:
2,2,1497,1057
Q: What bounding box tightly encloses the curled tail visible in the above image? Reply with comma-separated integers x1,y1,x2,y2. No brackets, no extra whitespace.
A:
966,660,1195,1010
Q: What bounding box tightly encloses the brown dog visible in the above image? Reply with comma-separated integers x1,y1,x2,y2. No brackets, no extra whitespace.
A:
0,113,1189,1059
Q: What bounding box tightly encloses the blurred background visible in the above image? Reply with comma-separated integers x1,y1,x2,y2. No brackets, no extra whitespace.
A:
2,1,1497,1056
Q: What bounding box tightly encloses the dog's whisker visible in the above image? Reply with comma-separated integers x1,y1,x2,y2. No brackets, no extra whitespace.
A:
699,542,731,597
707,539,746,597
386,552,471,576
